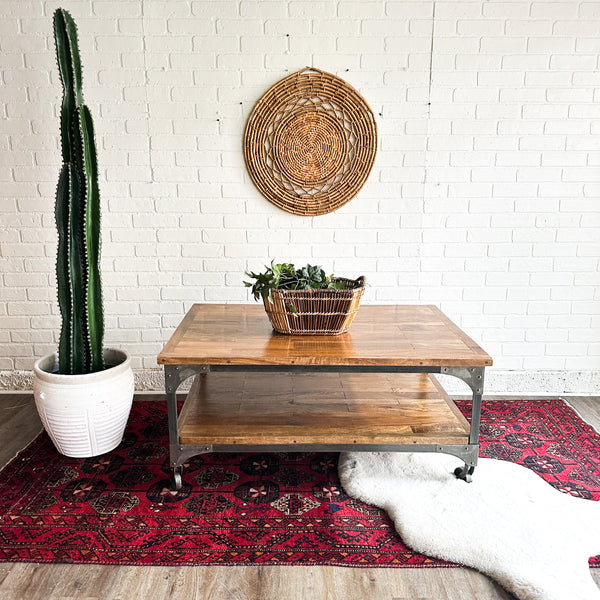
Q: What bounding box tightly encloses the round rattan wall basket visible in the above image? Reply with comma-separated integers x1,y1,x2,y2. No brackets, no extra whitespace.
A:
243,68,378,216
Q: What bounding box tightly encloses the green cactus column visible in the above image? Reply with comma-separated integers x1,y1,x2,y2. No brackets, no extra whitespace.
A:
54,8,104,374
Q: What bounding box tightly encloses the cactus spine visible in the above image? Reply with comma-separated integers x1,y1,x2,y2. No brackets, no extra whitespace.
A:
54,8,104,374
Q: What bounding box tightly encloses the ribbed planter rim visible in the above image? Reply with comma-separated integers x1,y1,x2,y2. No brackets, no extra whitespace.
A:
34,349,131,384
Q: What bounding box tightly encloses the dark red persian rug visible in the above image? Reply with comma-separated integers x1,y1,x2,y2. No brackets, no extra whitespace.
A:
0,399,599,567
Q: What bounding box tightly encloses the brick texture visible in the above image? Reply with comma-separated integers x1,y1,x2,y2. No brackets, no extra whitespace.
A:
0,0,599,392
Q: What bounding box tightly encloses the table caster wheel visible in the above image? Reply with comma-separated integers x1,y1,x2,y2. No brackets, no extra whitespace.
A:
454,465,474,483
171,467,183,490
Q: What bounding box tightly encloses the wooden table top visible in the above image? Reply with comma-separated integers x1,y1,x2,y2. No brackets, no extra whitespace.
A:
157,304,492,367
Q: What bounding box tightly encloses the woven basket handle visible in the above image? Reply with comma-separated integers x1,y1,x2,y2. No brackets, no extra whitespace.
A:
355,276,366,288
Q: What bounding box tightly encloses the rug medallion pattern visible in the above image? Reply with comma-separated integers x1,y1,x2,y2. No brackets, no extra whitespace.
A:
0,400,598,566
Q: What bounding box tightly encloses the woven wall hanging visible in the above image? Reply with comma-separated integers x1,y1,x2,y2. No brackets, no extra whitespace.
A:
243,68,378,216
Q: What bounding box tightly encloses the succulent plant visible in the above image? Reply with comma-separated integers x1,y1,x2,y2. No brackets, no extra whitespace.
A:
53,8,104,374
244,262,346,304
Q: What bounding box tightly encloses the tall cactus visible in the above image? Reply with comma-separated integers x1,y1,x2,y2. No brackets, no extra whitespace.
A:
54,8,104,374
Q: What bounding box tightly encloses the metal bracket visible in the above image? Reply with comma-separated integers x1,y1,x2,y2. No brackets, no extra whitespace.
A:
439,366,485,395
164,364,210,394
436,444,479,468
170,443,213,468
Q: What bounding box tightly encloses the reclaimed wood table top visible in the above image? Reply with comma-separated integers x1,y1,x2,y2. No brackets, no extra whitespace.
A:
157,304,492,367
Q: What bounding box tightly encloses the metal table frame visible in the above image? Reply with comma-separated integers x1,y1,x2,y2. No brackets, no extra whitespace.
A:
164,363,485,489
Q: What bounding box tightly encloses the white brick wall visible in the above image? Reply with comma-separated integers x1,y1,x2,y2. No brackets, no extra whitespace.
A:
1,0,599,393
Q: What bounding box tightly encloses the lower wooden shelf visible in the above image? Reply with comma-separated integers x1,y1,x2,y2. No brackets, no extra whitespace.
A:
178,371,470,446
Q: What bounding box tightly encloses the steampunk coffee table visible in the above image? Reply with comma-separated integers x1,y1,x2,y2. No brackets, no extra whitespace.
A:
157,304,492,489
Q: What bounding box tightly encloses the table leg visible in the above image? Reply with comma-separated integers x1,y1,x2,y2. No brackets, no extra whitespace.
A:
164,364,210,490
164,365,184,489
440,366,485,482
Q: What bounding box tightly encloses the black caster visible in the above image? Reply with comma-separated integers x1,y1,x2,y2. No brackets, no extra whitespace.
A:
454,464,475,483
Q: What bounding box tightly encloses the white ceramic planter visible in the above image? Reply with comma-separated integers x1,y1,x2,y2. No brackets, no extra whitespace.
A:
33,348,134,458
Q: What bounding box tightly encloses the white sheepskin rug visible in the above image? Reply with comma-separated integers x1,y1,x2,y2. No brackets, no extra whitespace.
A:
338,452,600,600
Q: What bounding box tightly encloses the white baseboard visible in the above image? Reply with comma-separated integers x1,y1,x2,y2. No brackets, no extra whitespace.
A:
2,369,600,396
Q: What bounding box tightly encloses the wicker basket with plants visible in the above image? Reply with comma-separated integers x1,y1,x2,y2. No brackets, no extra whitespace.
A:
244,262,365,335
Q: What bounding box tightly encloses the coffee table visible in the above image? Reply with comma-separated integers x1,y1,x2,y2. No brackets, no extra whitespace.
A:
157,304,492,489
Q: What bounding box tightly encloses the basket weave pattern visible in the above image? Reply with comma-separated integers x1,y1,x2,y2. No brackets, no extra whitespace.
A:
263,277,365,336
244,68,378,216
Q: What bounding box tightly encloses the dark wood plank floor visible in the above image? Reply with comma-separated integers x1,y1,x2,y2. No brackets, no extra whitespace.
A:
0,392,598,600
